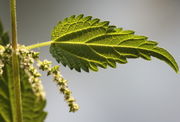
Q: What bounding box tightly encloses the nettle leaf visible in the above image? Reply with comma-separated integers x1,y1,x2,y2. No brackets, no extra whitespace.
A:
0,63,47,122
50,14,179,73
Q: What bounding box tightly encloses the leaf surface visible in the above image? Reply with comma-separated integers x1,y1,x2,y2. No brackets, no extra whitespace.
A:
50,14,179,73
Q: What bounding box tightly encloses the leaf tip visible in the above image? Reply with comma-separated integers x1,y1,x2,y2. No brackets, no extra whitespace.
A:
76,14,84,20
175,66,179,74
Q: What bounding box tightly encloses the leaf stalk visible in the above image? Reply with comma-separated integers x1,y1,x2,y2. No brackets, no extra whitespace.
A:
26,40,54,49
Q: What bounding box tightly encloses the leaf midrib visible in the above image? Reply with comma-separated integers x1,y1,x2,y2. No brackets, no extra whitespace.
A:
56,41,174,59
53,41,149,50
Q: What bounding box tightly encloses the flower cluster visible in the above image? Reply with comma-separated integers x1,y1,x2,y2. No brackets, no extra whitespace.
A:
18,45,45,99
0,44,15,76
37,60,79,112
0,44,79,112
0,47,5,75
0,60,4,75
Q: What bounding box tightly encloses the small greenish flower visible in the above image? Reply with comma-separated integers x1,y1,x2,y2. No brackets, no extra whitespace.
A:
69,103,79,112
37,60,51,71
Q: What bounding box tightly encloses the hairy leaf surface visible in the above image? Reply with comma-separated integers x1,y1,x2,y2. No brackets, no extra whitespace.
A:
50,14,179,72
0,63,47,122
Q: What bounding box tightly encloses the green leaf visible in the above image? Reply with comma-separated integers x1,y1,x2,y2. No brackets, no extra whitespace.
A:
50,14,179,73
0,63,47,122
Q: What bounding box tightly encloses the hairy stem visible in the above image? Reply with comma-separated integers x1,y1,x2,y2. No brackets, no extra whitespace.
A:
10,0,23,122
11,0,18,49
26,40,54,49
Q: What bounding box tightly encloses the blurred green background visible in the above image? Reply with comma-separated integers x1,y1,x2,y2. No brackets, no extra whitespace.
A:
0,0,180,122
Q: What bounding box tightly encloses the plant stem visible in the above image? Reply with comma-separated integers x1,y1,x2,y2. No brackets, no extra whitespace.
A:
26,40,54,49
10,0,23,122
11,0,18,49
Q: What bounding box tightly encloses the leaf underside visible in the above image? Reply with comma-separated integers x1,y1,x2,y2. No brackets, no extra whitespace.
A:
50,14,179,73
0,63,47,122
